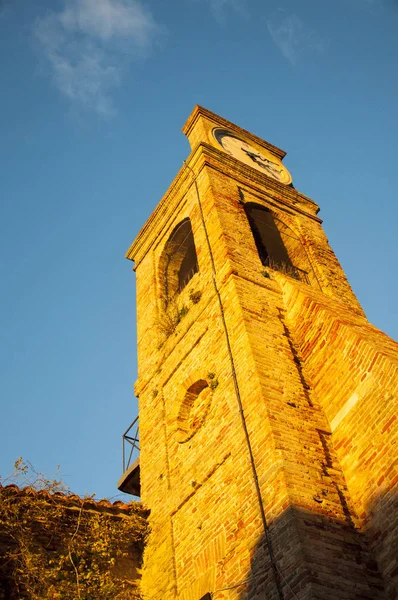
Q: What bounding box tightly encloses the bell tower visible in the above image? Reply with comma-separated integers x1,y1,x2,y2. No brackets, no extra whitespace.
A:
120,106,398,600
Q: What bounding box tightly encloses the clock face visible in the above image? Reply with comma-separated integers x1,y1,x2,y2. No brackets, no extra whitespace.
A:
213,128,292,185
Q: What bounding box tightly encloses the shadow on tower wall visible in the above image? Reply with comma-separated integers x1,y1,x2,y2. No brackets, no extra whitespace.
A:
231,489,398,600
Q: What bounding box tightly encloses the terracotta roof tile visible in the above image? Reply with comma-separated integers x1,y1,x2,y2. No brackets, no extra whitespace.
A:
0,484,149,518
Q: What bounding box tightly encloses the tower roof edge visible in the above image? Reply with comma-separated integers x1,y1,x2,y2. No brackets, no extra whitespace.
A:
182,104,287,160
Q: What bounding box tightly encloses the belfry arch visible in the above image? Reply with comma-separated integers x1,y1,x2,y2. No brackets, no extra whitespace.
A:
244,202,318,286
159,218,199,302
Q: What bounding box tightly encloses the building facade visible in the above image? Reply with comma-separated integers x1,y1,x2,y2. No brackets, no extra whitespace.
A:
122,106,398,600
0,483,148,599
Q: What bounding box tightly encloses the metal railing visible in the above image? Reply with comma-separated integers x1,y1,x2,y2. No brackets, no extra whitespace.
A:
122,416,140,473
287,265,310,284
262,258,309,285
178,260,199,292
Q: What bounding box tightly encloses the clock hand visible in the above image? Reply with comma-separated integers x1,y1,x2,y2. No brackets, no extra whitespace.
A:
241,148,280,167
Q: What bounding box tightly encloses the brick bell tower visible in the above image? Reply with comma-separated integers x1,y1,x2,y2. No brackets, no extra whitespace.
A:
120,106,398,600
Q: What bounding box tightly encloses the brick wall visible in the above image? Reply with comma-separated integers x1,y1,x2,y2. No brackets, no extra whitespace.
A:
128,107,397,599
282,280,398,598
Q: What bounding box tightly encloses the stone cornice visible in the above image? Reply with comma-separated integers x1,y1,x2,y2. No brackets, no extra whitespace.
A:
126,142,321,266
195,142,321,220
182,104,287,160
125,165,191,265
125,147,211,265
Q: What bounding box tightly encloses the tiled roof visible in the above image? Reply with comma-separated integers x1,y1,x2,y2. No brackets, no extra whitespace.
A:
0,484,149,518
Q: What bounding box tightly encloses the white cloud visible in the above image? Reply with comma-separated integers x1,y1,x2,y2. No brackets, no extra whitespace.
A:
34,0,158,115
267,12,323,65
59,0,155,44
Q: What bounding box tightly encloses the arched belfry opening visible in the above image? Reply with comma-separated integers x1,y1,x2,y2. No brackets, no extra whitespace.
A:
245,203,315,285
161,218,199,302
245,203,292,269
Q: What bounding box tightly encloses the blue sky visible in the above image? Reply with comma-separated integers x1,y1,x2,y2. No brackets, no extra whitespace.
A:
1,0,397,500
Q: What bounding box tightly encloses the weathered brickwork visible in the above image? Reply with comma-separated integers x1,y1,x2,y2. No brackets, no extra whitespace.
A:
126,106,397,599
281,281,398,598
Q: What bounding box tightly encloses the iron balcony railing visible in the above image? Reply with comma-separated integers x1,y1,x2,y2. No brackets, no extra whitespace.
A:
122,416,139,474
